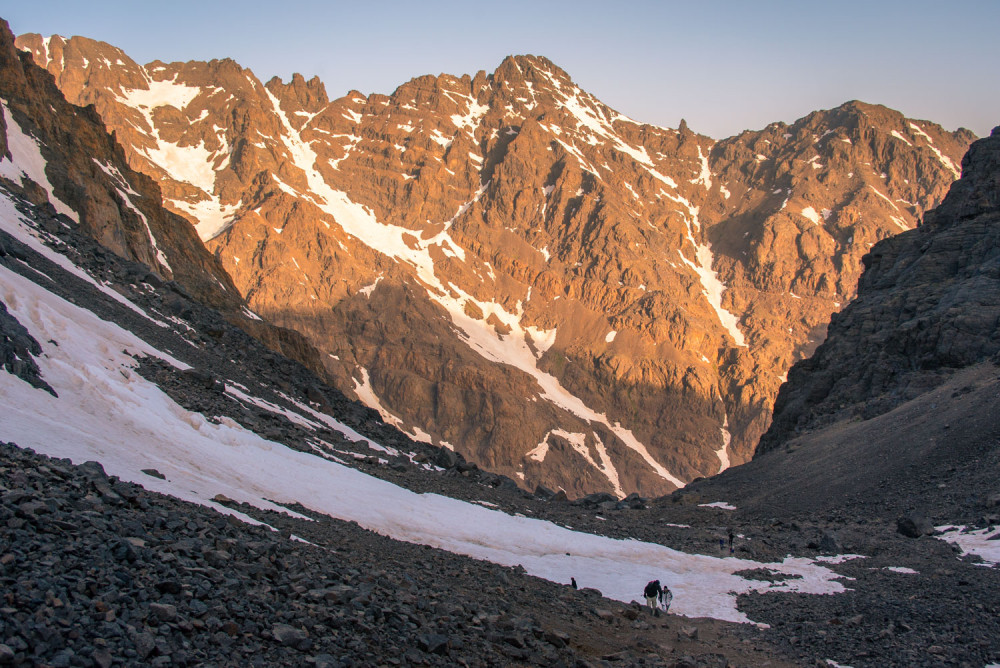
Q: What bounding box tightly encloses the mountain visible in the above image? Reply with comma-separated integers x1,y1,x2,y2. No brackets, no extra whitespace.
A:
0,19,847,665
683,127,1000,521
758,127,1000,452
15,33,974,498
4,17,1000,667
0,24,325,375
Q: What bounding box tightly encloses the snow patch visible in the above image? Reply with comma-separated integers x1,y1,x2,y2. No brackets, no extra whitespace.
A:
0,100,78,221
890,129,912,147
352,367,402,428
359,274,383,298
699,502,736,510
801,206,822,225
935,525,1000,566
909,122,961,178
667,191,746,347
715,415,732,474
693,145,712,189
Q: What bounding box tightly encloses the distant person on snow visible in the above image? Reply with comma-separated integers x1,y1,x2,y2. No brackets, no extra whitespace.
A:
571,577,577,589
643,580,662,614
659,583,673,613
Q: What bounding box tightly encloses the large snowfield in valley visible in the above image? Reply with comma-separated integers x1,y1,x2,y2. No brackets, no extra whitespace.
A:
0,225,850,626
2,191,999,628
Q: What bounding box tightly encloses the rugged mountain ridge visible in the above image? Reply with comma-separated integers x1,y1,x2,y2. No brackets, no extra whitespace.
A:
758,127,1000,454
674,127,1000,539
0,22,324,375
16,31,974,497
0,24,235,310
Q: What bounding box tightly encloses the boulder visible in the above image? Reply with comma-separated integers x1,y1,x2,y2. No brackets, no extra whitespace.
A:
897,513,935,538
271,624,310,650
433,447,458,469
818,530,844,554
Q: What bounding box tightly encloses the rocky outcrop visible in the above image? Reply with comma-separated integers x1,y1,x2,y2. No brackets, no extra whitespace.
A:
758,128,1000,454
0,23,243,312
17,32,974,497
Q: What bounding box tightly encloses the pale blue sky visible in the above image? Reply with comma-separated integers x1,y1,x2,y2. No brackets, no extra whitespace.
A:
5,0,998,138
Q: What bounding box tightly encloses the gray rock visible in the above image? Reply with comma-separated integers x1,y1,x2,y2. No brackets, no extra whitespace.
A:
433,448,458,469
79,461,108,479
313,654,339,668
149,602,177,622
271,623,310,649
132,631,156,659
897,513,935,538
818,530,844,554
92,649,113,668
417,633,450,654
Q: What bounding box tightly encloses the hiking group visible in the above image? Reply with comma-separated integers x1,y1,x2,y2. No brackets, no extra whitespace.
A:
643,579,672,616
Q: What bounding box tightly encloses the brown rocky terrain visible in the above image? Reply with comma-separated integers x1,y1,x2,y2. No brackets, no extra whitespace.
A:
758,127,1000,455
687,127,1000,521
15,31,974,498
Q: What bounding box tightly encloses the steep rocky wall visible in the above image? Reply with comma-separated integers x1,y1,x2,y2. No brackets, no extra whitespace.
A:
757,128,1000,454
0,22,245,312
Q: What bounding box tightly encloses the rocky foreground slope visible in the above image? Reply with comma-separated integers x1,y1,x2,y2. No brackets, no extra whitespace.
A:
15,30,974,497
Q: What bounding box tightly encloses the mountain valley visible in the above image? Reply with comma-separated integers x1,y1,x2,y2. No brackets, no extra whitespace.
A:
2,15,999,668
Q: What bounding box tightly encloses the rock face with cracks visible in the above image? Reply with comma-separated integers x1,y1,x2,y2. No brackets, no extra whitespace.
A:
758,127,1000,454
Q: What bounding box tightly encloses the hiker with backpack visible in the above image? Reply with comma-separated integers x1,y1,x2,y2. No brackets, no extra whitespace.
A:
643,579,662,614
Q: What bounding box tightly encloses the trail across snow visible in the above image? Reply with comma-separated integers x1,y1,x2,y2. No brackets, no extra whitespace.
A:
0,258,857,625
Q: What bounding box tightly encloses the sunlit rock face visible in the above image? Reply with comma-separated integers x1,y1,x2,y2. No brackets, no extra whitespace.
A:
19,32,973,497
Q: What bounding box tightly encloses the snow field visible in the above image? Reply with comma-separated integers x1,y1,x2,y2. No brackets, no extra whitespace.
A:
0,261,858,626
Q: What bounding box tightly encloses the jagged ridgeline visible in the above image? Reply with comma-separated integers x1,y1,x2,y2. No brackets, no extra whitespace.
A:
16,31,974,497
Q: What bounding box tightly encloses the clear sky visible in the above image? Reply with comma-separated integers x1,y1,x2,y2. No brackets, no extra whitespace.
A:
5,0,998,139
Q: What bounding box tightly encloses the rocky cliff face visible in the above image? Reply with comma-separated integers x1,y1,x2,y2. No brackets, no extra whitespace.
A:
16,31,974,497
0,22,326,372
0,24,240,311
758,127,1000,454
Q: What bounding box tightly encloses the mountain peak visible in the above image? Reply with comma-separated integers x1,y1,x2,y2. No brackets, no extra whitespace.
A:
14,27,974,497
925,128,1000,224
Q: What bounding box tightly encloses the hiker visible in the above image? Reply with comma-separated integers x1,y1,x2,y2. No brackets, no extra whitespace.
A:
571,577,577,589
643,579,662,614
660,583,673,612
728,528,735,554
